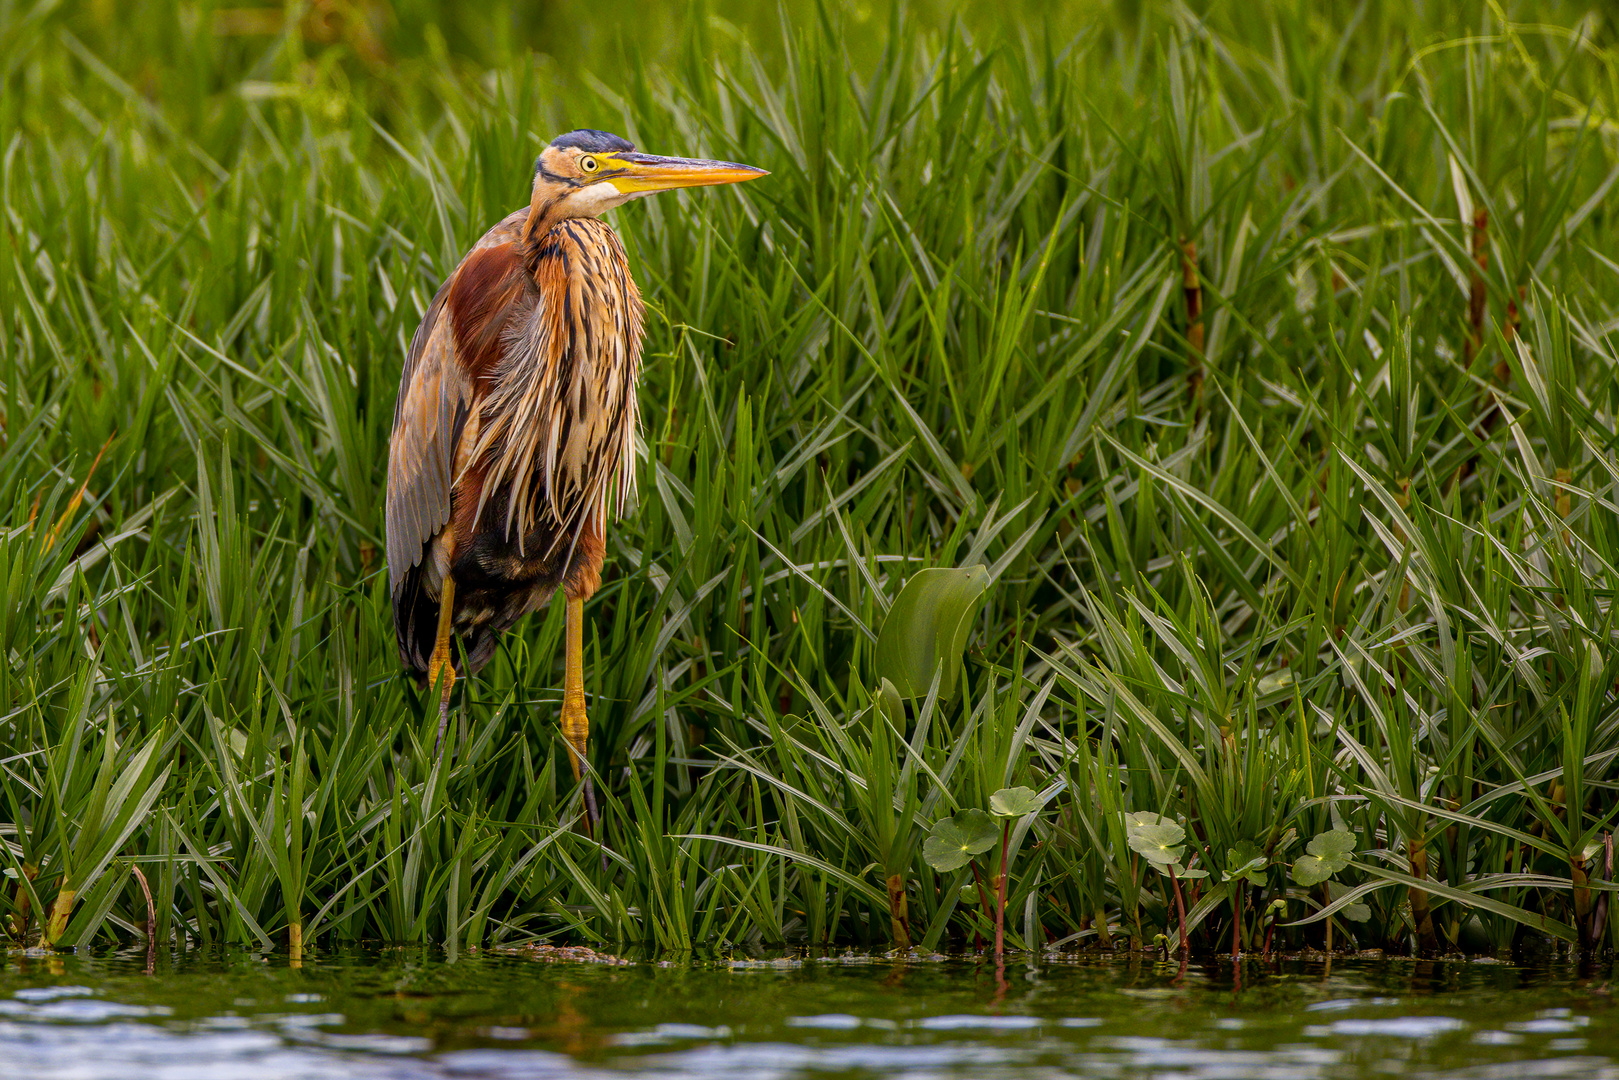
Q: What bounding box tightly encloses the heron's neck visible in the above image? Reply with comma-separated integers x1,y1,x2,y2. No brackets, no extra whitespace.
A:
520,196,568,253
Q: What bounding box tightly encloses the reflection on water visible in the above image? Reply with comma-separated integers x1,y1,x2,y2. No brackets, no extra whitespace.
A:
0,947,1614,1079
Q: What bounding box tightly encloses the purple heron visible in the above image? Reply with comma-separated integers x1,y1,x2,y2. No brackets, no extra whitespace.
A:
385,129,766,819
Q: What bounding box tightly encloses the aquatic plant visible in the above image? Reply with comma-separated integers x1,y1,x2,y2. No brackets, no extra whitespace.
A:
924,785,1052,956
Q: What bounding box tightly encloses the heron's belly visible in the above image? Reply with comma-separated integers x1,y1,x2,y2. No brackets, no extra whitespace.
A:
449,524,561,630
445,481,605,645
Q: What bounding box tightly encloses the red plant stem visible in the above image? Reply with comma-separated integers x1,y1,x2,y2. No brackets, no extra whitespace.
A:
995,822,1010,958
1169,867,1188,958
1231,881,1242,960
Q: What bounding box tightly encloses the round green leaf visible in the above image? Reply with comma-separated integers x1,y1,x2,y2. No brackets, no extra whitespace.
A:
1306,829,1356,861
989,785,1044,819
1127,822,1187,865
1291,854,1333,887
1292,830,1354,885
922,834,973,873
922,809,999,872
874,566,990,700
1124,811,1172,830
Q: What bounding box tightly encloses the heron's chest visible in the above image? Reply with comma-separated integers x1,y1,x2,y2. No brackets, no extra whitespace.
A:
463,219,647,540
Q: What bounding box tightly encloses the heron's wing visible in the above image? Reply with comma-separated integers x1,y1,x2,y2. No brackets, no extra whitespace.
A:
385,282,471,597
385,211,530,600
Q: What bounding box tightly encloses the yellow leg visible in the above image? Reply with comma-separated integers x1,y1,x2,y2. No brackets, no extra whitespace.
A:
430,575,457,757
561,595,587,778
561,594,600,829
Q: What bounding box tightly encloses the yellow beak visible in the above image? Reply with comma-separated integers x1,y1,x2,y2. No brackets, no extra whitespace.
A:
601,152,768,194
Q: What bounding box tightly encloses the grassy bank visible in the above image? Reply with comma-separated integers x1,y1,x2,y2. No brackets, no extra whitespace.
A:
1,0,1616,958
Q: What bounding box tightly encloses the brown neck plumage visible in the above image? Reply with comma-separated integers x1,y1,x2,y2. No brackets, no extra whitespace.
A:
520,195,561,251
524,186,582,255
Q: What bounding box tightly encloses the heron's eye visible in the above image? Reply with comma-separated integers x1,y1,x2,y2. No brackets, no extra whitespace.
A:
580,156,598,173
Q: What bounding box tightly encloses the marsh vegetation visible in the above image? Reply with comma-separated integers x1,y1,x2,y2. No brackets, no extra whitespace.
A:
1,0,1617,959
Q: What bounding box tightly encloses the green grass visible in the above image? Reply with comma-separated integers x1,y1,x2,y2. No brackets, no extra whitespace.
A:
1,0,1617,958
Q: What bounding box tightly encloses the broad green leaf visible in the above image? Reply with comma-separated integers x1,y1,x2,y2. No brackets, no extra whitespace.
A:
1328,880,1371,922
922,809,999,872
959,884,979,905
1148,861,1209,879
1307,830,1357,860
1291,855,1333,887
1124,811,1173,829
875,565,990,699
1225,839,1267,884
1127,822,1187,865
989,786,1044,818
1256,670,1294,693
1293,829,1356,885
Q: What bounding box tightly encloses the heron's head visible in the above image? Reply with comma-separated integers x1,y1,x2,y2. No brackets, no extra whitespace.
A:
523,129,767,240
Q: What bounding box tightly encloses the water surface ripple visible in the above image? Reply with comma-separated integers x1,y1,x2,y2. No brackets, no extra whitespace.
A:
1,948,1613,1078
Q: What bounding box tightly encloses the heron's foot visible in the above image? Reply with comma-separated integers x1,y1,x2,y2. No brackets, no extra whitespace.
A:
561,690,589,774
560,689,595,821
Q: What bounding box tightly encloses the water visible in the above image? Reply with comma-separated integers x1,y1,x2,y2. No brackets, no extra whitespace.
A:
1,947,1614,1079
